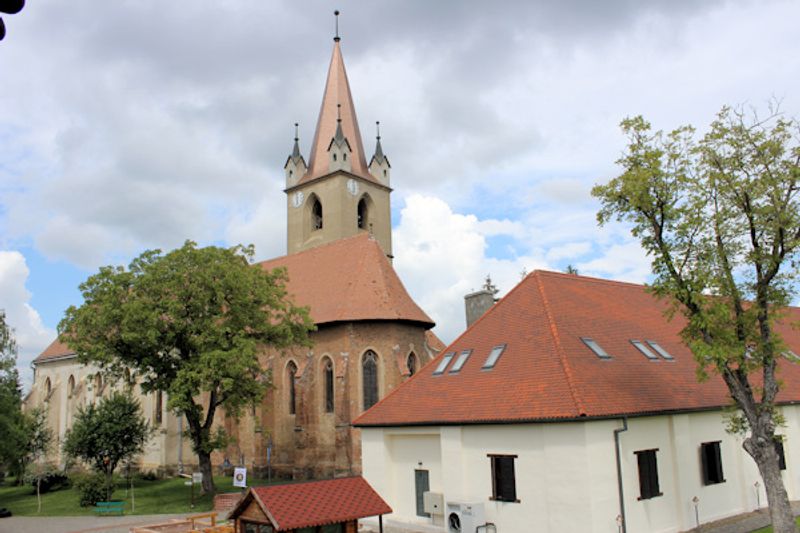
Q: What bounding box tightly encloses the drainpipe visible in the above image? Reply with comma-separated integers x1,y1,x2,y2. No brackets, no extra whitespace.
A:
614,417,629,533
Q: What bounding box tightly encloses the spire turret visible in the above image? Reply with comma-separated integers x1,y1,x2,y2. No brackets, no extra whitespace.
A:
369,121,391,184
284,122,307,187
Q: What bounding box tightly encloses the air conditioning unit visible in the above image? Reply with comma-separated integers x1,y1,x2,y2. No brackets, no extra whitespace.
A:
423,491,444,515
446,502,485,533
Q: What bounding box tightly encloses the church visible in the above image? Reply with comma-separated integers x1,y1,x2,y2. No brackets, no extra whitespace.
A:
25,32,443,480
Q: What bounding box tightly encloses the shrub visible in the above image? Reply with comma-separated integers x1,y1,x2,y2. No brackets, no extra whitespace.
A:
27,469,70,494
72,472,111,507
135,470,159,482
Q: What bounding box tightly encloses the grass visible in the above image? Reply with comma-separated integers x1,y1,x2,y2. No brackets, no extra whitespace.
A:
750,516,800,533
0,475,269,516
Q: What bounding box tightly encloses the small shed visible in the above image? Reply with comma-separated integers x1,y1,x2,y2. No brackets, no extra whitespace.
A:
227,476,391,533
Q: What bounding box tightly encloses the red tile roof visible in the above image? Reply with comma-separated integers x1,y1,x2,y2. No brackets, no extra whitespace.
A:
34,339,76,363
35,234,434,364
259,233,434,328
247,476,391,530
354,270,800,427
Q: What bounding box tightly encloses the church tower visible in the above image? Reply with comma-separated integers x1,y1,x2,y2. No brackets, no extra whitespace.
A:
285,30,393,258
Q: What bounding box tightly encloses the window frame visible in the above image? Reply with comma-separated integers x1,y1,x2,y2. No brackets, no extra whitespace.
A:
482,344,507,370
581,337,612,359
362,350,379,411
700,441,725,485
488,454,520,503
646,340,675,361
775,437,787,471
433,352,455,375
323,357,334,414
287,361,298,415
630,340,659,361
449,349,472,374
634,448,663,500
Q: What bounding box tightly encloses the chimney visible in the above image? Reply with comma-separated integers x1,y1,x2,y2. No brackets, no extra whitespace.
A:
464,275,499,328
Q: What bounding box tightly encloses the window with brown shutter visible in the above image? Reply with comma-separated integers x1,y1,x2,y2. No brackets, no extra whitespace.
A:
635,449,662,499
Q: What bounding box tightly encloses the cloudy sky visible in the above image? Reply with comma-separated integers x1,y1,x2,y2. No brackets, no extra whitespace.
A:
1,0,799,387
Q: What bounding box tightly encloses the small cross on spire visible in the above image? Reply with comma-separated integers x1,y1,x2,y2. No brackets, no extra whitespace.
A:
294,122,299,142
334,10,340,42
376,121,381,140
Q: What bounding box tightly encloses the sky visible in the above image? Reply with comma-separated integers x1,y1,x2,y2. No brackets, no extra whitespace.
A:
1,0,799,388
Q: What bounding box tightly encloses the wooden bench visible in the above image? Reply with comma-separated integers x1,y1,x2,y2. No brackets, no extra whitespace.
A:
94,500,125,515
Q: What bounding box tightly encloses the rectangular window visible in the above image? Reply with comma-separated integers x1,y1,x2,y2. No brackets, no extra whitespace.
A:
700,441,725,485
415,469,430,517
775,437,787,471
488,454,518,502
646,340,675,360
449,350,472,373
581,337,611,359
482,345,506,369
635,449,662,500
631,340,659,360
433,353,455,375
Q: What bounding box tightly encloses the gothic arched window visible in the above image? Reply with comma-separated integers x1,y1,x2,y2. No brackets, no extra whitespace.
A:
44,377,51,399
67,375,75,398
288,361,298,415
407,352,418,376
155,390,163,425
312,198,323,230
362,350,378,411
323,357,334,413
357,198,368,230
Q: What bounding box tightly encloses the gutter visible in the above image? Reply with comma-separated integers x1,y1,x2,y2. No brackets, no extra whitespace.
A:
614,417,628,533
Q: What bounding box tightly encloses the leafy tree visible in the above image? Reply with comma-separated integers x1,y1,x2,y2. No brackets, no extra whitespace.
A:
0,309,24,478
22,407,53,512
63,392,151,500
593,105,800,532
60,241,314,494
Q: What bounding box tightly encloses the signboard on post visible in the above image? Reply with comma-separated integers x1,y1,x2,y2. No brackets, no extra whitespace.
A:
192,472,203,484
233,467,247,488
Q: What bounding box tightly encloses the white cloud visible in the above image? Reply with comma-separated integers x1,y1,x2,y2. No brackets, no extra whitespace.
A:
394,195,547,344
577,240,652,283
0,251,56,389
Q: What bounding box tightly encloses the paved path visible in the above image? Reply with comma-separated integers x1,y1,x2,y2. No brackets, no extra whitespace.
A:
0,513,185,533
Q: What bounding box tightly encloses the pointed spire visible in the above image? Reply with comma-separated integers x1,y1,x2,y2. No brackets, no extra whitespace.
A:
291,122,302,161
373,121,385,164
301,36,371,184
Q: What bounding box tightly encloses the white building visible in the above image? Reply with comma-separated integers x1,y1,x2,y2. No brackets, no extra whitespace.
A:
355,270,800,533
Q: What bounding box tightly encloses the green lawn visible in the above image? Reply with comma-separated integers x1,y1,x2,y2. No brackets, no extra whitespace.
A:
0,475,266,516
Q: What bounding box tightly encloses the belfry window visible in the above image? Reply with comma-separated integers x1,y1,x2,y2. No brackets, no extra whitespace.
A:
407,352,418,376
363,350,378,411
312,198,323,230
358,198,368,229
323,358,334,413
288,361,298,415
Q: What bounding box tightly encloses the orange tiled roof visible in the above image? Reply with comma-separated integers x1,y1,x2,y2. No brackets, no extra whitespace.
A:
249,476,391,530
259,233,433,328
34,339,75,363
354,270,800,426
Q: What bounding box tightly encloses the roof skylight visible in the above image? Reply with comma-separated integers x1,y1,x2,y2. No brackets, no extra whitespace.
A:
433,352,455,375
581,337,611,359
450,350,472,373
646,340,675,360
482,345,506,369
631,340,659,360
784,350,800,362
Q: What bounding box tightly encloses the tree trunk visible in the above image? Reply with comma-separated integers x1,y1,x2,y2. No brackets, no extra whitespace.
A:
744,435,796,533
198,449,215,495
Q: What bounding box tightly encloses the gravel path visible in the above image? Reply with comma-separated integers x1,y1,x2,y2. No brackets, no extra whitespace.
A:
0,513,186,533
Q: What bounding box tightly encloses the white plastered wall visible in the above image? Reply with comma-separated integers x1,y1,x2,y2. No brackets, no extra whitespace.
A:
361,406,800,533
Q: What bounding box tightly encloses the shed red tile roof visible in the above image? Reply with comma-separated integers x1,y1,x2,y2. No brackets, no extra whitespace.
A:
354,270,800,427
248,476,391,530
34,339,76,363
259,233,434,328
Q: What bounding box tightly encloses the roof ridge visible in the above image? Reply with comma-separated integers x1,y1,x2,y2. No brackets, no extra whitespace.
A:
534,272,586,416
259,233,370,265
535,269,649,289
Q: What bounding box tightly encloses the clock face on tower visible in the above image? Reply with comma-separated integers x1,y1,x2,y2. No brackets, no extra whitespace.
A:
292,191,304,208
347,178,359,196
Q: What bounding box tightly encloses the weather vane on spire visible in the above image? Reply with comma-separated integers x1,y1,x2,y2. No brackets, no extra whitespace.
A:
337,103,342,123
334,10,340,42
294,122,299,142
376,121,381,140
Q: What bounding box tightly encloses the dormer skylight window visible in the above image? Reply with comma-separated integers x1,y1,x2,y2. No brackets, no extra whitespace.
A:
433,352,455,375
482,345,507,369
450,349,472,373
631,340,659,360
646,341,674,360
581,337,611,359
784,350,800,362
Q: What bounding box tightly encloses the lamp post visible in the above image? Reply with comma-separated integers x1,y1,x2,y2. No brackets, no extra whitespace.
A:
615,514,623,533
754,481,761,510
692,496,700,528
